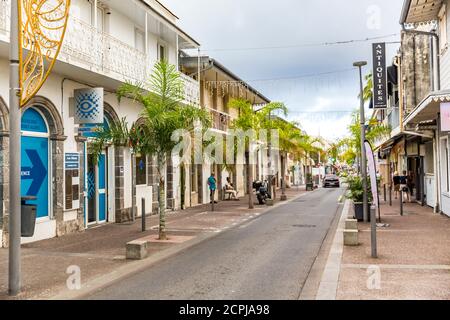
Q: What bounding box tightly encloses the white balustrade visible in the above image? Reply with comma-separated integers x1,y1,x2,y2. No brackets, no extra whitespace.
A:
0,0,200,104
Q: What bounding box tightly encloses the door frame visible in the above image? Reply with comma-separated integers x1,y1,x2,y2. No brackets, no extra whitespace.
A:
85,150,108,227
21,108,52,222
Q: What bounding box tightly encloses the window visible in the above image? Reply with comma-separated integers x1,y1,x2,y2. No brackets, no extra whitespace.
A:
158,44,166,62
439,4,448,53
136,155,147,186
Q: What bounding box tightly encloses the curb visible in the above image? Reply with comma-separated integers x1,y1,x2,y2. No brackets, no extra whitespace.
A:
315,199,350,300
50,188,314,300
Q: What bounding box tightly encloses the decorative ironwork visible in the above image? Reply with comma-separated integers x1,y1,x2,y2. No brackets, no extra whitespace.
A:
19,0,71,107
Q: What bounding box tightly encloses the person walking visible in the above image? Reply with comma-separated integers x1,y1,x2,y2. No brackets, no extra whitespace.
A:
208,173,218,204
399,170,411,203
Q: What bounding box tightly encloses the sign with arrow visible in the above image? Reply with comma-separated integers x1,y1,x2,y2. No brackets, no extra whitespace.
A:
21,137,49,218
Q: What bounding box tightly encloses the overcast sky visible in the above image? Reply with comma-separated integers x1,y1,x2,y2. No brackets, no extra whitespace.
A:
160,0,404,141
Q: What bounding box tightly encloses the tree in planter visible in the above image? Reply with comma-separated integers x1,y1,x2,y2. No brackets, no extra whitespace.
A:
228,98,287,208
92,60,211,240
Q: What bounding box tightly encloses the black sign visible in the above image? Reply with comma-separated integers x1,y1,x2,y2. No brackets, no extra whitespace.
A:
372,42,387,109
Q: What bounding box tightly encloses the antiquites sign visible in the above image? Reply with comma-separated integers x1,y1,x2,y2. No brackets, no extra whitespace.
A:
372,42,387,109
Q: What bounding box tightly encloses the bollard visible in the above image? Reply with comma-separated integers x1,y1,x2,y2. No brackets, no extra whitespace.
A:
370,205,378,258
389,185,392,207
383,184,386,202
142,198,146,232
400,192,404,216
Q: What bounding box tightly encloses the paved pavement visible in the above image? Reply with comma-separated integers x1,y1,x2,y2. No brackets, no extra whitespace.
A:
0,187,309,300
84,187,344,300
329,198,450,300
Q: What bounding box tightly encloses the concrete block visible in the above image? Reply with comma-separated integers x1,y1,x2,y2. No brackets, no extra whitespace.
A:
345,219,358,230
344,230,359,246
126,240,148,260
265,199,274,206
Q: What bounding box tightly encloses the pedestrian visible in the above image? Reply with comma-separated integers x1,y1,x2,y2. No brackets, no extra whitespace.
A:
393,171,401,200
225,177,239,200
399,170,411,203
208,172,218,204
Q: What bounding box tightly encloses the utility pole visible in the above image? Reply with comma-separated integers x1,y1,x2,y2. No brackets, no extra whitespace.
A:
9,0,21,296
354,61,369,223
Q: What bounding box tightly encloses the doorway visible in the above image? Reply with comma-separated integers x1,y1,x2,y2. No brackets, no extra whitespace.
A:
87,152,107,225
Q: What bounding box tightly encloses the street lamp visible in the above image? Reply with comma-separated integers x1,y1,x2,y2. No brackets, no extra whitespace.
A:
353,61,369,223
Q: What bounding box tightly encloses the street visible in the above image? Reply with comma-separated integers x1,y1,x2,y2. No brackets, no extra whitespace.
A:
85,188,344,300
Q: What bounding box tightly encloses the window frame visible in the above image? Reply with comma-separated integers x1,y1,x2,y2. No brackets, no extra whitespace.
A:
439,4,448,54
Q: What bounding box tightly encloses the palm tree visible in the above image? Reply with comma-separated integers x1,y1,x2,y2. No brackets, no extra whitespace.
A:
92,60,211,240
228,99,287,208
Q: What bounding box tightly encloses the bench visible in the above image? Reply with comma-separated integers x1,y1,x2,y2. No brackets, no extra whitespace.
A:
126,239,149,260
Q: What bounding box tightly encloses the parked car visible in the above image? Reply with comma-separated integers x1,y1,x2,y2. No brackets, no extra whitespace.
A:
323,174,340,188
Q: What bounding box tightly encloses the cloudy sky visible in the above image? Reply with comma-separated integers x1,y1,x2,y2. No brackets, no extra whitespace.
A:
160,0,404,141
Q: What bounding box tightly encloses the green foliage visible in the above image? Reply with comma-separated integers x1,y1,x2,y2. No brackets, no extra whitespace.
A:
345,175,373,203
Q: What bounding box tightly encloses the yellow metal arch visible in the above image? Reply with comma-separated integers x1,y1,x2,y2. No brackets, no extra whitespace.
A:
19,0,71,107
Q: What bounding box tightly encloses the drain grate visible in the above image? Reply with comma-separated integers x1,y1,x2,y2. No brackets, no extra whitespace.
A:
292,224,316,228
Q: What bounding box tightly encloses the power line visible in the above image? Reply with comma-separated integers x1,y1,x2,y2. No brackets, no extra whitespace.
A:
198,33,399,52
245,68,355,82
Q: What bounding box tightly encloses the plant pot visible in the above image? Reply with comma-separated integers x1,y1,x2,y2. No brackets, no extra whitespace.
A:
353,202,371,222
306,183,314,191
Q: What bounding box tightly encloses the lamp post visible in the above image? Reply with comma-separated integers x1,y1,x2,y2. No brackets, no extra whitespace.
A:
353,61,369,223
9,0,21,296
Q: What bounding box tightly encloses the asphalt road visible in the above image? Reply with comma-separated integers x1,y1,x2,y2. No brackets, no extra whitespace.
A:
86,187,344,300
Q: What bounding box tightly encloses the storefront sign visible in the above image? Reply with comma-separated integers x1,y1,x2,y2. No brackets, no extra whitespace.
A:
74,88,104,124
372,43,387,109
441,102,450,131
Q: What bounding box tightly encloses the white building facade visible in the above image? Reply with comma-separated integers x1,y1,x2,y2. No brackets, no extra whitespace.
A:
0,0,200,246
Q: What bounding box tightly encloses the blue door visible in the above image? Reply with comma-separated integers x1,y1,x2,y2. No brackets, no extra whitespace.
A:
21,109,49,218
98,154,107,222
87,153,107,224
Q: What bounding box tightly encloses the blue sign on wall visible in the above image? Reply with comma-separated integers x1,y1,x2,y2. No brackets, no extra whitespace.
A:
65,153,80,170
21,136,49,218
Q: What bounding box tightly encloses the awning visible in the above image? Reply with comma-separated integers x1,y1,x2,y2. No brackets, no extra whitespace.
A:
404,90,450,125
400,0,443,24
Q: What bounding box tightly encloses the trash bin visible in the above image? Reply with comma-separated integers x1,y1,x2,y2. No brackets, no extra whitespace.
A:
21,196,37,237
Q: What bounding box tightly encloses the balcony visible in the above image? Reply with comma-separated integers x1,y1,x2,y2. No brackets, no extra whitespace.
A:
208,108,231,133
0,0,199,105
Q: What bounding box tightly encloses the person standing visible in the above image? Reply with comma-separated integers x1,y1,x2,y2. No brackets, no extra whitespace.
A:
393,171,401,200
208,173,218,204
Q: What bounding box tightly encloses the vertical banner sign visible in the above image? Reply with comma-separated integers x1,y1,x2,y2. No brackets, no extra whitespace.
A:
74,88,104,125
372,43,387,109
365,140,380,209
441,102,450,131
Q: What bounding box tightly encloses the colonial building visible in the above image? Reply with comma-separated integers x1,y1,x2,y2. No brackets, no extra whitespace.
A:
179,55,271,205
0,0,200,246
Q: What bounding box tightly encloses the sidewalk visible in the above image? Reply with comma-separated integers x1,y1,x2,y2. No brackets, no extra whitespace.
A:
334,198,450,300
0,187,306,300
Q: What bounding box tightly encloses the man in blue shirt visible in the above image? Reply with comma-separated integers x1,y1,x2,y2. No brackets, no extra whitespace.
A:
208,173,218,204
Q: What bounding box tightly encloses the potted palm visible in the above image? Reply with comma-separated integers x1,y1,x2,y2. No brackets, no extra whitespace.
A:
346,175,372,221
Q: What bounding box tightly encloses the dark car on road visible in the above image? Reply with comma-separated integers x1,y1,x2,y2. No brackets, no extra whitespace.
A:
323,174,340,188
